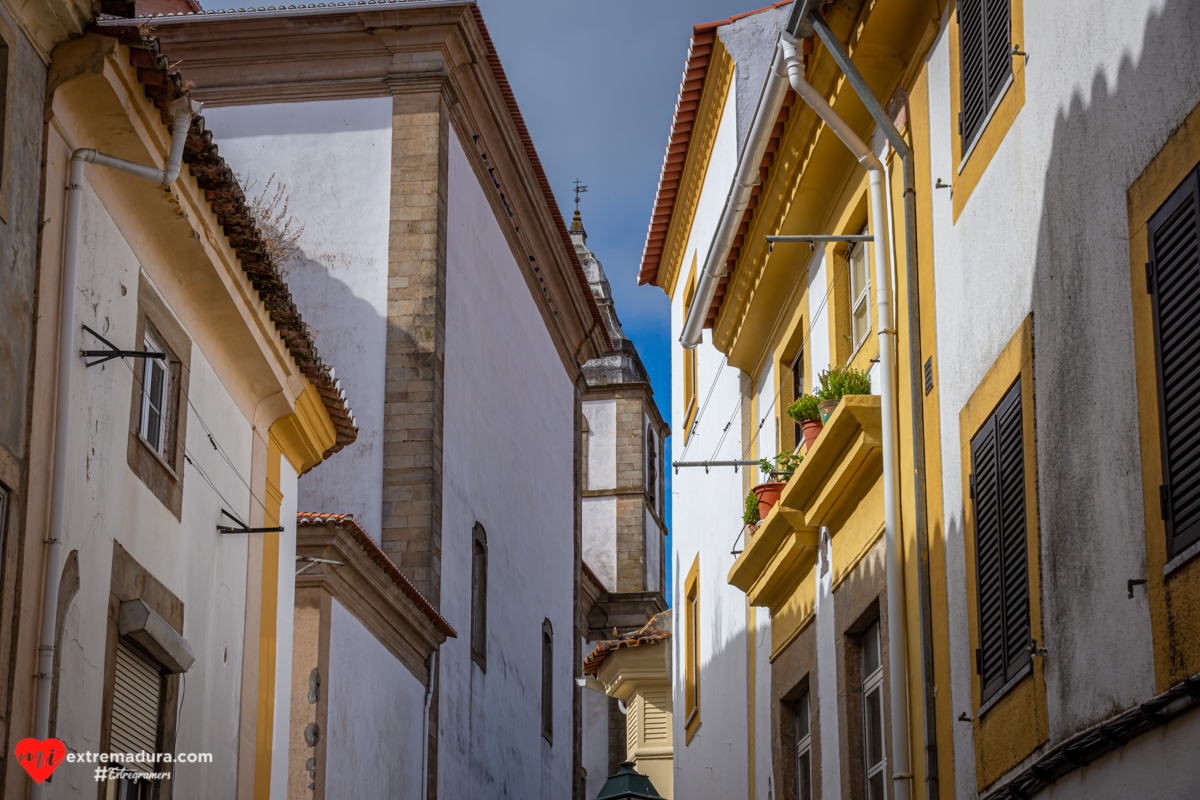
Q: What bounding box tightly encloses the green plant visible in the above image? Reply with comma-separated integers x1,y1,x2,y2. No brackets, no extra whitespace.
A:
786,394,821,423
758,451,804,477
815,365,872,401
744,491,761,526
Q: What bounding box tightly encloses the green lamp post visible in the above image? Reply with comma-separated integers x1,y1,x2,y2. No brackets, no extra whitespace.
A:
595,761,665,800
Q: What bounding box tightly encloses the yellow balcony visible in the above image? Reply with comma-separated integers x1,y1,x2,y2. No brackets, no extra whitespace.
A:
728,394,884,619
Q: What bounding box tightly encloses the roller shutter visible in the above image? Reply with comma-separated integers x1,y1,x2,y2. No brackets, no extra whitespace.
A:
110,639,163,773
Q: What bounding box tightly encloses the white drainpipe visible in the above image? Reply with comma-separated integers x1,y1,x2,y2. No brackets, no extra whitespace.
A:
679,43,790,350
782,36,912,800
31,96,197,799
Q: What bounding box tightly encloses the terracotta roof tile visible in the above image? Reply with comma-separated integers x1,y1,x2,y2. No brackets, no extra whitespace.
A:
92,24,358,462
583,609,671,676
297,512,456,637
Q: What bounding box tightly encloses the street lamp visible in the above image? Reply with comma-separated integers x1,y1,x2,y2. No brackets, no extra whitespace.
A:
595,761,665,800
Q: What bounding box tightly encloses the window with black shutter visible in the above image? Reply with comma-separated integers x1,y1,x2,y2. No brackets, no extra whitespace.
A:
970,378,1031,704
541,618,553,743
471,523,488,670
1147,169,1200,559
959,0,1013,150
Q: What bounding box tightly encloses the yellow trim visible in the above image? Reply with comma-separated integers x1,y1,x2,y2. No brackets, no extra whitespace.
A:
683,555,701,744
253,433,283,800
251,380,341,798
1127,98,1200,691
270,381,338,475
683,257,699,442
958,315,1047,791
746,600,755,800
948,0,1026,221
659,39,735,299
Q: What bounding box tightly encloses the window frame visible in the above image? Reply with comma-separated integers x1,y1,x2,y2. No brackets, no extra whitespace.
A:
957,0,1014,157
795,690,813,800
683,256,699,441
847,231,872,356
683,555,700,743
860,620,887,800
137,328,173,459
471,523,488,670
646,423,657,507
541,618,553,743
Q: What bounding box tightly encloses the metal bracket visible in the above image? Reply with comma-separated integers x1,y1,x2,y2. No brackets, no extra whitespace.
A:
296,556,346,576
218,508,284,535
81,324,167,367
1010,44,1029,64
1127,578,1148,599
765,234,874,244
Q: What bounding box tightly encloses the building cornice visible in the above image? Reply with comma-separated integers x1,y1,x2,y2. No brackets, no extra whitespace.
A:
133,3,612,376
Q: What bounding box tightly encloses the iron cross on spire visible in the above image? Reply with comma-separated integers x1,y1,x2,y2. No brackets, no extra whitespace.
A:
573,179,588,212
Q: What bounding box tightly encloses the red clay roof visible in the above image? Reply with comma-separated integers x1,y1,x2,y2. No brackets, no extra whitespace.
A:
93,24,358,461
297,512,457,637
637,2,797,332
584,609,672,676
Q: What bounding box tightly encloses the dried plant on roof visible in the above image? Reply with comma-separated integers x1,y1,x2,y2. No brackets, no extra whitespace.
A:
239,173,306,276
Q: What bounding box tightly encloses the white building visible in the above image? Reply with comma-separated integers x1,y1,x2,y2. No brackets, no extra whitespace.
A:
153,4,612,798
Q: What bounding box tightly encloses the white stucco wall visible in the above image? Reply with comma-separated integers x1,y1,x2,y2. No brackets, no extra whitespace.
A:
581,657,610,799
440,129,575,798
202,98,393,537
44,169,253,798
585,496,618,591
324,598,425,798
671,81,757,800
921,1,1200,794
584,399,617,491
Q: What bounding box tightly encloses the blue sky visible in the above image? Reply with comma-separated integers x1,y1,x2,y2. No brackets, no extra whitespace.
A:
201,0,768,600
475,0,768,600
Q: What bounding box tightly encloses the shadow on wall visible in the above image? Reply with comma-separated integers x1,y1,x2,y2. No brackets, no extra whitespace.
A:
1026,0,1200,738
287,245,385,524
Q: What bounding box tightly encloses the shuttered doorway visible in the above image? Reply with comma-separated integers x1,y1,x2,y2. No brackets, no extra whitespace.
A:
110,639,163,773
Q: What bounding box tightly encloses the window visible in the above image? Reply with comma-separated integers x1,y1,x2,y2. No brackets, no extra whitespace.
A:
137,328,174,458
958,0,1012,150
1148,169,1200,560
795,691,813,800
848,231,871,354
646,425,657,506
109,639,164,798
970,378,1031,703
861,620,886,800
791,350,804,448
541,618,553,743
683,256,699,440
471,523,488,670
683,555,700,741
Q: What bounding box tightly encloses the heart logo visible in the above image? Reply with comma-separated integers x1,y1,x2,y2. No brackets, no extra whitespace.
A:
15,738,66,783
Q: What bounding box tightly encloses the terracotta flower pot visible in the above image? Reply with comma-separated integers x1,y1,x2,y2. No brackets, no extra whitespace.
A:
817,399,840,423
752,481,788,521
801,418,824,451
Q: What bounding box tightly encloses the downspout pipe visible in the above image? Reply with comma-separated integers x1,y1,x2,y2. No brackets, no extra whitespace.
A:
781,37,913,800
679,43,790,349
31,96,196,799
808,10,939,799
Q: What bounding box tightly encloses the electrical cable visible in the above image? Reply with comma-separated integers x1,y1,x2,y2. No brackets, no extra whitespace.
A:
675,353,728,464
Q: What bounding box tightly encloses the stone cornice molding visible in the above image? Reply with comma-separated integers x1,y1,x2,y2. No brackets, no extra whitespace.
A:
296,520,447,685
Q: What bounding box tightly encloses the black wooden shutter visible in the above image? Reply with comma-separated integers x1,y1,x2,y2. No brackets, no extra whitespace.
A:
971,379,1030,703
959,0,1013,148
1148,170,1200,558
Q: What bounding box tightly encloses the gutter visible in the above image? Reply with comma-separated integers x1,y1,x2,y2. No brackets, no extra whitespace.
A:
30,96,197,800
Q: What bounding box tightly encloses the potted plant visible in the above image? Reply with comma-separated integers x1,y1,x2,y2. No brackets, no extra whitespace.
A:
787,394,824,450
814,365,872,422
748,451,803,523
744,491,761,534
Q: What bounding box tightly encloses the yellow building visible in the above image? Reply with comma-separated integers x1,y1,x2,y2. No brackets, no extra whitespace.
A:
645,0,1200,798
